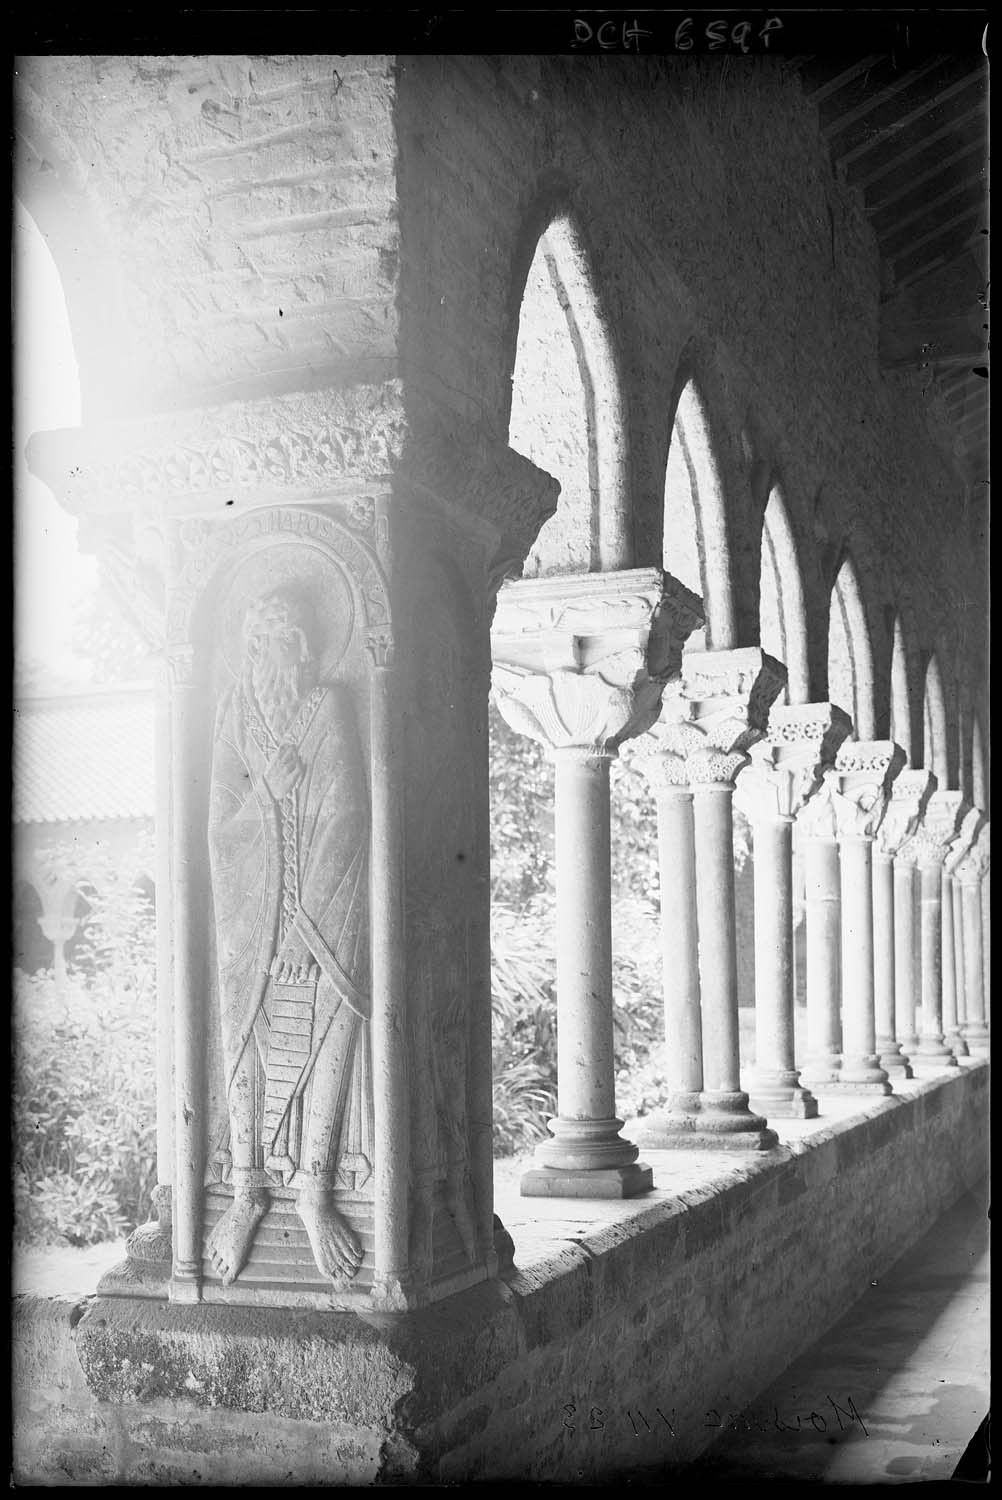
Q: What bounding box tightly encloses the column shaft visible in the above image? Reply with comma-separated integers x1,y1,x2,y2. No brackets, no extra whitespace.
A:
961,881,989,1053
838,839,891,1091
750,816,817,1116
691,784,775,1145
525,752,651,1194
894,859,919,1057
954,884,967,1030
914,862,957,1067
800,836,842,1085
634,787,703,1146
941,873,968,1055
873,849,910,1076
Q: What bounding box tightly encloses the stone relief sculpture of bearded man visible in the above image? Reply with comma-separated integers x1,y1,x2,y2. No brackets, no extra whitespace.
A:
206,586,371,1288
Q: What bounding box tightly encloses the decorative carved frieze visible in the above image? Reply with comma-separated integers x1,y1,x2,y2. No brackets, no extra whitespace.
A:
491,569,703,754
876,768,937,859
25,383,408,515
735,702,852,823
829,740,907,842
654,647,788,788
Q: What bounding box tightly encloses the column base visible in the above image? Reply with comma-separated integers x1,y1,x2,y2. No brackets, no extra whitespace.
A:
876,1041,913,1078
519,1162,654,1199
533,1116,641,1173
877,1055,914,1079
747,1086,818,1119
693,1092,779,1149
944,1032,970,1057
823,1075,893,1095
912,1040,959,1069
799,1056,842,1088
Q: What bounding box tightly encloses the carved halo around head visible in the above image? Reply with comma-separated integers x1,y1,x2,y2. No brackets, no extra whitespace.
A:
219,542,356,684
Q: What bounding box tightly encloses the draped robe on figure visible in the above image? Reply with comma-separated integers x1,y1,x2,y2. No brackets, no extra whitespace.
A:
208,675,371,1187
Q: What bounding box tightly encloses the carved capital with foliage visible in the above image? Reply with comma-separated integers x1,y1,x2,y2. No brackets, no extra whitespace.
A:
944,806,985,876
491,568,702,753
876,768,937,859
829,740,907,842
953,822,990,886
901,789,967,869
736,701,852,823
653,647,787,787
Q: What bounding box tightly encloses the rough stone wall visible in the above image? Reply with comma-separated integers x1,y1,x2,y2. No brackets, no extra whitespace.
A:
393,54,984,742
12,1065,988,1484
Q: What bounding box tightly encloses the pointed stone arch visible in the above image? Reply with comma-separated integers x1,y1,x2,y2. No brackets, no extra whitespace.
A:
759,483,809,703
922,651,951,786
827,552,875,738
507,207,629,576
889,613,914,763
662,368,736,651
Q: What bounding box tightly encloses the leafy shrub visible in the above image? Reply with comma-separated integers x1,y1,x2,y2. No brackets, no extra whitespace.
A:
13,839,158,1249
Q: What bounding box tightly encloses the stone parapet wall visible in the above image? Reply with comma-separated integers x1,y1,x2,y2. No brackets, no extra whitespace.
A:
13,1063,988,1484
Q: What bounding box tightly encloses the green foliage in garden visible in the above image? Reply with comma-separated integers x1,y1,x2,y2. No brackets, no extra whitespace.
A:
13,839,157,1248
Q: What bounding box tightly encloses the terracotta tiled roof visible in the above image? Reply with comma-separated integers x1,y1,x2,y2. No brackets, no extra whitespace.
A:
13,685,155,825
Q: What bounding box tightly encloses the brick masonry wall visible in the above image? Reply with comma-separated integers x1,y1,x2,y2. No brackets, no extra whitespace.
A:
12,1064,988,1484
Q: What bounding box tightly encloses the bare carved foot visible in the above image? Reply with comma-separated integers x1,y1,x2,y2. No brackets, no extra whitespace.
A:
297,1189,364,1284
207,1191,268,1287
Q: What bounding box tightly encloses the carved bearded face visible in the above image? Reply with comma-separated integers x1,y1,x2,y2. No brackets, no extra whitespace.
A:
243,592,313,734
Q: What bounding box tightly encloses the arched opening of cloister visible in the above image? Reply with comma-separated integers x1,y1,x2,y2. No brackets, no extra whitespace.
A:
759,484,809,705
662,377,735,654
827,552,875,739
922,652,950,785
889,613,913,763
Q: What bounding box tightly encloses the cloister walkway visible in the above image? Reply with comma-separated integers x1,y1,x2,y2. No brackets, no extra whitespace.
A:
689,1178,990,1485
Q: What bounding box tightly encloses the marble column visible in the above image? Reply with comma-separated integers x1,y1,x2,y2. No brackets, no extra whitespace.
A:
945,807,984,1051
654,648,786,1148
903,792,967,1071
629,743,705,1143
828,740,906,1093
492,568,702,1194
797,784,843,1089
874,770,936,1077
981,862,990,1029
940,870,967,1057
734,703,851,1117
955,825,990,1055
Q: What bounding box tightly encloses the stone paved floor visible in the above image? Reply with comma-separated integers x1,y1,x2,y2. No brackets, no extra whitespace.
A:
685,1177,990,1485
